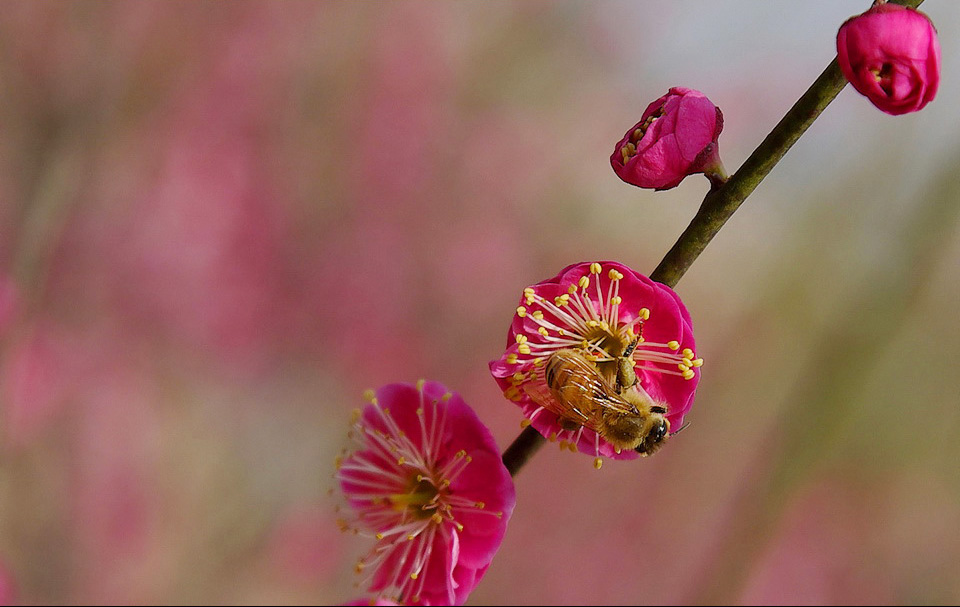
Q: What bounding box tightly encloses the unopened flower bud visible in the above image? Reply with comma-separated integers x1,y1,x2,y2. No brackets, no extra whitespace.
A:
611,87,725,191
837,3,940,115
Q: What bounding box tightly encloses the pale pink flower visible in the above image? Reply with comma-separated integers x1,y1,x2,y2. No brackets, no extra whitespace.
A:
837,3,940,116
489,261,701,468
611,87,724,190
336,381,515,606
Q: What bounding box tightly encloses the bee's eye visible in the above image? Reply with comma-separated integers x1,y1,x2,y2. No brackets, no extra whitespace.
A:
652,420,668,443
635,420,669,455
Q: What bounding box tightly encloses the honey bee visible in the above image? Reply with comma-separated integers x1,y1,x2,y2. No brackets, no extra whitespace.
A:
526,346,671,456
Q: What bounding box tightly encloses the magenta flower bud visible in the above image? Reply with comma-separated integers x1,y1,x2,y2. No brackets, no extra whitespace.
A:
611,87,725,191
837,3,940,116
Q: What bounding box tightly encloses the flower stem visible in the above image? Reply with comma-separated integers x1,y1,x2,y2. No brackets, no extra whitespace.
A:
502,425,545,477
499,0,924,476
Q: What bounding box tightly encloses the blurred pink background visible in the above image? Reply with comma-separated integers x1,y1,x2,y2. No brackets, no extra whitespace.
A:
1,1,959,604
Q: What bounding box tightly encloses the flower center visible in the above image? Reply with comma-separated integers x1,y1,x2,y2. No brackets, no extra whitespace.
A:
871,62,896,96
619,108,664,163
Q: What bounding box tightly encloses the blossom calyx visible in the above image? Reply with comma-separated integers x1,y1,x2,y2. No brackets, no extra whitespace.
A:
611,87,725,191
837,3,940,115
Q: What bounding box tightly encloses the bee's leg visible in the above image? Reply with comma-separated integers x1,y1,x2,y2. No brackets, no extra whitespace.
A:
615,356,638,394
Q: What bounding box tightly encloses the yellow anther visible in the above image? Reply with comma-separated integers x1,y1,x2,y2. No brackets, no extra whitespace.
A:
682,358,693,367
440,478,451,488
432,513,443,524
410,572,418,580
362,389,376,402
515,334,528,344
516,306,527,317
557,329,565,336
611,296,622,305
520,419,531,428
518,344,531,355
524,287,535,295
587,320,599,328
633,128,643,139
475,501,485,509
568,441,578,453
626,327,636,339
608,269,624,281
639,308,650,320
506,353,518,364
667,340,680,350
538,327,549,337
397,457,406,465
416,408,424,416
549,432,558,442
355,562,365,573
682,348,694,358
578,276,590,289
594,457,603,470
533,357,544,366
511,372,525,383
554,293,570,306
456,449,467,458
334,455,343,469
600,321,610,332
568,284,577,294
692,358,704,367
581,339,589,348
532,310,544,320
526,296,534,305
407,535,415,541
455,522,464,532
590,262,602,274
504,386,520,400
441,393,451,402
558,440,568,451
683,370,695,380
677,364,689,372
417,379,427,391
375,533,384,540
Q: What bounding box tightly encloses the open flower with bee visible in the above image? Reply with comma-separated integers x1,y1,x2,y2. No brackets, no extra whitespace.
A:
335,381,515,606
489,261,701,468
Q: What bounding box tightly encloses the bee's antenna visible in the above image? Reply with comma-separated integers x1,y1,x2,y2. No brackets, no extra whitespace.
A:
671,421,691,436
622,338,639,359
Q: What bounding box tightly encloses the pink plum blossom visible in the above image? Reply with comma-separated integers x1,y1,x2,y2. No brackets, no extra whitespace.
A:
837,3,940,115
611,87,724,190
336,381,515,606
489,261,701,468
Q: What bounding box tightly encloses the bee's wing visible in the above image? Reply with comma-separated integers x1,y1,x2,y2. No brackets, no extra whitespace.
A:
530,350,637,419
557,353,637,415
522,376,591,422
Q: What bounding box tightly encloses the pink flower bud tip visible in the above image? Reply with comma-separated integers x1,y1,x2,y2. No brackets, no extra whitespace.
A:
611,87,725,191
837,2,940,116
